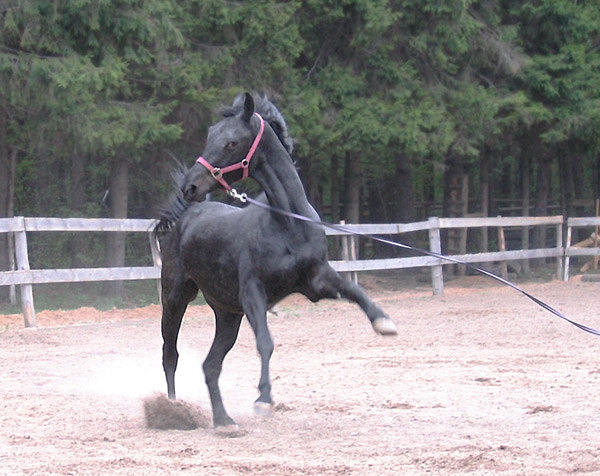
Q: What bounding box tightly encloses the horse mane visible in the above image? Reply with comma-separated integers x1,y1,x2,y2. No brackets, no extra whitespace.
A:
221,93,294,155
154,161,192,235
154,93,294,234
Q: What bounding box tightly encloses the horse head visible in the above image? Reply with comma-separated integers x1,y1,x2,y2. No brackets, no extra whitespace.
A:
183,92,262,201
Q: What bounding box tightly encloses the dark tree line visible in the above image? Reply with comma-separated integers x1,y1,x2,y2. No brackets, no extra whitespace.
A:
2,0,600,298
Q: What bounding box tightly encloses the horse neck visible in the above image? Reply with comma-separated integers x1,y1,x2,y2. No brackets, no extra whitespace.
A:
252,131,315,221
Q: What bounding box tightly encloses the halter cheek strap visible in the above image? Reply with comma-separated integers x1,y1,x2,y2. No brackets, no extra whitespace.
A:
196,112,265,191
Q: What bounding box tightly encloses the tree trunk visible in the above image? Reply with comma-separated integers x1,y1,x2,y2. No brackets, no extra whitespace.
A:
329,154,341,257
70,154,87,267
422,161,435,219
443,153,468,274
595,154,600,203
0,113,15,302
391,152,416,257
520,151,531,276
103,158,129,297
534,154,551,251
297,154,320,212
368,178,392,258
571,145,585,215
330,155,340,223
343,153,361,260
558,149,574,220
480,146,490,253
393,153,415,224
343,152,361,224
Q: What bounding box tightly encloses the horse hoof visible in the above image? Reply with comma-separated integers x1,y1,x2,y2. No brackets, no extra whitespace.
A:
372,317,398,336
254,401,274,417
214,424,248,438
213,415,237,428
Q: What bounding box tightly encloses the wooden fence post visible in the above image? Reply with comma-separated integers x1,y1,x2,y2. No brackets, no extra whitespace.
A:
563,222,572,281
8,230,16,304
555,223,563,280
14,217,36,328
348,231,358,285
340,220,358,284
428,217,443,295
496,222,508,280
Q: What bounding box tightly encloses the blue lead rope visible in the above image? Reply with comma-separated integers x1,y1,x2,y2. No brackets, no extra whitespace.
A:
230,189,600,337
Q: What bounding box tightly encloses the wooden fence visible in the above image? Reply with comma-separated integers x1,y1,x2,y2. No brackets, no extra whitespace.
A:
1,214,598,328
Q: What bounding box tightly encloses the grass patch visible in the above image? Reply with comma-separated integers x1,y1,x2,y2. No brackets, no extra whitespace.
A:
1,280,175,315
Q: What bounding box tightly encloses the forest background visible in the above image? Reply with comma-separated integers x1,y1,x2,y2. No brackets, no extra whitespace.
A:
1,0,600,302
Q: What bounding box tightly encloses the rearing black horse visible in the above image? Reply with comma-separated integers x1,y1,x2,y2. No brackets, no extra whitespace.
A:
155,93,397,427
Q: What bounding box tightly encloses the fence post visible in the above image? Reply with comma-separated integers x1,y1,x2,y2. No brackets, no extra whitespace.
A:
428,217,443,295
14,217,36,328
496,222,508,280
8,230,16,304
339,220,358,284
563,222,572,281
555,222,563,280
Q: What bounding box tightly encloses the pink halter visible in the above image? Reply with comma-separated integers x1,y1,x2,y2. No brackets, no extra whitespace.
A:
196,112,265,191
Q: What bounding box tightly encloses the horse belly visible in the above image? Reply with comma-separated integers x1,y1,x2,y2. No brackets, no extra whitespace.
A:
181,245,243,312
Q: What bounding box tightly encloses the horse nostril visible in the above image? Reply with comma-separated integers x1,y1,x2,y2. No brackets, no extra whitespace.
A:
184,184,197,201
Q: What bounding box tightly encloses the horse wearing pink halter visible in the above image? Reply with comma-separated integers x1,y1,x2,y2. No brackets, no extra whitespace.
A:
195,112,265,191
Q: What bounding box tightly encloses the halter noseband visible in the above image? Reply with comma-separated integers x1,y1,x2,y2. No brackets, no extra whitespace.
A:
196,112,265,191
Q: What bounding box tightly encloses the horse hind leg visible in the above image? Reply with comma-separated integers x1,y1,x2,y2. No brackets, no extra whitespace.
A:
161,279,198,399
309,265,398,336
203,309,243,427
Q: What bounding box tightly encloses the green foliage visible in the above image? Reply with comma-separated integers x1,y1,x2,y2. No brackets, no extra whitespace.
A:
2,0,600,282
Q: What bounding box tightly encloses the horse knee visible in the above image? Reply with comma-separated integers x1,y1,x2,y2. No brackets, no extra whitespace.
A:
307,268,344,301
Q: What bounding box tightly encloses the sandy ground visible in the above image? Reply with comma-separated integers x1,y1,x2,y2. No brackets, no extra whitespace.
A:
1,274,600,475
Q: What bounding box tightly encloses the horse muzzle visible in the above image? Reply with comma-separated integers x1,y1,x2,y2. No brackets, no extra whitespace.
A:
182,167,213,202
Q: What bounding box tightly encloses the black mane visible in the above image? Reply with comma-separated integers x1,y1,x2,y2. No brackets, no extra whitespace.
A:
221,93,294,155
154,161,190,234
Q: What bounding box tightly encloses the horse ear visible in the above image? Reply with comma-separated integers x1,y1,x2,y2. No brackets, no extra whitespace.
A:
242,92,254,122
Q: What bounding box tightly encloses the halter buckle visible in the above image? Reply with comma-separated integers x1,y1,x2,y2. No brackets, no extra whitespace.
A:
212,168,223,180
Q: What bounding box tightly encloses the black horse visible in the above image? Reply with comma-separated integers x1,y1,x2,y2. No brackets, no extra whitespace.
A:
155,93,397,427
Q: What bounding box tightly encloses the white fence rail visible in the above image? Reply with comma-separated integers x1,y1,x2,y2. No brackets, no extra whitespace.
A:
1,214,597,328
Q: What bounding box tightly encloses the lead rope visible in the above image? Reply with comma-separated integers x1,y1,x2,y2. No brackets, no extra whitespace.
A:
228,188,600,336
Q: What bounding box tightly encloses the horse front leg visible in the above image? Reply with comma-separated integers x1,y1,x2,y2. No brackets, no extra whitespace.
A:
161,278,198,399
203,308,243,427
309,264,398,335
240,280,274,414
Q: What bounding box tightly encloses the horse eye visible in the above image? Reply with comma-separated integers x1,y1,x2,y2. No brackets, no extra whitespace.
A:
225,141,238,150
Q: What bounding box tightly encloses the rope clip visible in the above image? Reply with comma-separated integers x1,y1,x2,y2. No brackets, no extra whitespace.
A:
228,188,247,203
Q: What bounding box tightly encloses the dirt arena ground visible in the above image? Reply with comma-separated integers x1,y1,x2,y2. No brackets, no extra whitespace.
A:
1,274,600,475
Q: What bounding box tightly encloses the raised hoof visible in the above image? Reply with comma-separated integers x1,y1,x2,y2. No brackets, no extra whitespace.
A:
372,317,398,336
254,401,274,417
